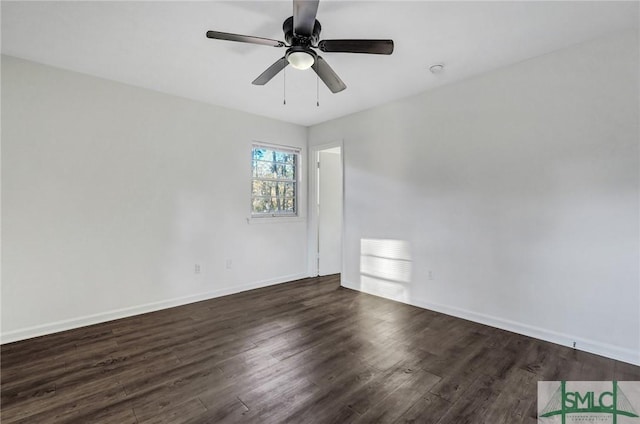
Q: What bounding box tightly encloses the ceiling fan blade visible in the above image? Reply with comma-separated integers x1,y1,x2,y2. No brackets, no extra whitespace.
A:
318,39,394,55
312,56,346,93
293,0,319,36
206,31,285,48
252,57,289,86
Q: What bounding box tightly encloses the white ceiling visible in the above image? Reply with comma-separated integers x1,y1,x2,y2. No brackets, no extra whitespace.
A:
2,1,638,126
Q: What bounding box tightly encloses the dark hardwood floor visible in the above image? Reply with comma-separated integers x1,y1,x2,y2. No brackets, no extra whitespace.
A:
2,275,639,423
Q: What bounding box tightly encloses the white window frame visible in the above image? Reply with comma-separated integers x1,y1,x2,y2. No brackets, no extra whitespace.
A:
250,142,301,219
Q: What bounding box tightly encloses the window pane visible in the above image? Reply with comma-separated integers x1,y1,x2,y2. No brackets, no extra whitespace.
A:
251,198,294,214
275,151,294,163
254,148,296,164
252,197,270,214
275,163,295,179
281,197,295,213
252,160,272,178
282,181,295,197
252,180,296,197
252,160,295,180
250,197,295,214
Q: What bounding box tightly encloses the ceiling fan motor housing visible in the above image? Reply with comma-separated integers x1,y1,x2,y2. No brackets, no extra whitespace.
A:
283,16,321,47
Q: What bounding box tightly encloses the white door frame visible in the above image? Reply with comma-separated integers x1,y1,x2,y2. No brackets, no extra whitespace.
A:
307,140,344,277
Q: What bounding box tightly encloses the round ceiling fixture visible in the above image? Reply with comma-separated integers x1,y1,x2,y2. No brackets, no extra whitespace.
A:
286,48,316,70
429,63,445,74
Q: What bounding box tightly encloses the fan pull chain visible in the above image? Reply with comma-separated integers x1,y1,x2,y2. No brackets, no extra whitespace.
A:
316,74,320,107
283,67,286,105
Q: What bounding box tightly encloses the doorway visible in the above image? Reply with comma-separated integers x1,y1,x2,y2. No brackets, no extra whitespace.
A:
311,144,343,276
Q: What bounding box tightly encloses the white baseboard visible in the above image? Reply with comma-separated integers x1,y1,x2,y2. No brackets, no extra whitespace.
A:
341,279,640,366
1,272,309,345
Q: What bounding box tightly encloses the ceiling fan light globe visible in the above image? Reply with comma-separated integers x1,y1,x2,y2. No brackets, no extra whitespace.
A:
287,51,315,70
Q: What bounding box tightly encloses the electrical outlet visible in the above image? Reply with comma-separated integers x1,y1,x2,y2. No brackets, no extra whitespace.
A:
428,270,434,280
195,264,201,274
225,259,232,269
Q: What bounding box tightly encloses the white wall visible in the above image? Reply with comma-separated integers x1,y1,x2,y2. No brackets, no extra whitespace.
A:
309,30,640,365
1,55,308,342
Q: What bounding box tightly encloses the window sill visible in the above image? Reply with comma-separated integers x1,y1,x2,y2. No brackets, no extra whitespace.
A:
247,216,306,224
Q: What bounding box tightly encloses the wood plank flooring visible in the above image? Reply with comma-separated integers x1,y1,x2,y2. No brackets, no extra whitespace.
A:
2,274,639,423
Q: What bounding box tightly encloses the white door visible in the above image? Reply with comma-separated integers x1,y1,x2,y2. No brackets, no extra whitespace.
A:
318,148,342,276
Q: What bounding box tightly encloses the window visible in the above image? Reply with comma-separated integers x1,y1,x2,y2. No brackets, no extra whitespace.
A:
251,143,299,217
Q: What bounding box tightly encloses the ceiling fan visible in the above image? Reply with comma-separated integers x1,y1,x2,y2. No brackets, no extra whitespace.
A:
206,0,394,93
